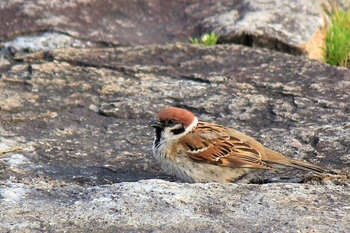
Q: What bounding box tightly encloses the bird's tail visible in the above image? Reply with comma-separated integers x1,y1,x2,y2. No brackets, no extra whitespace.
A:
265,148,326,175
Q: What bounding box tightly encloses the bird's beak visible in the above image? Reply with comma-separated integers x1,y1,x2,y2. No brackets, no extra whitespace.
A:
149,119,163,129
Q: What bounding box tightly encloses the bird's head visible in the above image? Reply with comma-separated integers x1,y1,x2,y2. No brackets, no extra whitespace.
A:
149,107,198,143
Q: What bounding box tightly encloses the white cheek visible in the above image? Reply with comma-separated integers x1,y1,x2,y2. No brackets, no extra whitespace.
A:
163,127,178,140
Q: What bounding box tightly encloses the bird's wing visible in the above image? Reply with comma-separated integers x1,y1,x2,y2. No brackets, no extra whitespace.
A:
178,122,273,169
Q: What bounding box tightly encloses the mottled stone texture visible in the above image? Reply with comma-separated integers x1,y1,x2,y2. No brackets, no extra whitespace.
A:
1,180,350,232
0,0,329,58
0,44,349,231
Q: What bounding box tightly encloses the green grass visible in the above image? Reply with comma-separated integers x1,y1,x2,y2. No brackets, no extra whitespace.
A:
324,9,350,67
189,32,219,46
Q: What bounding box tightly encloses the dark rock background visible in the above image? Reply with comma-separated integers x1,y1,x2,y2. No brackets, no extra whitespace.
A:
1,44,349,186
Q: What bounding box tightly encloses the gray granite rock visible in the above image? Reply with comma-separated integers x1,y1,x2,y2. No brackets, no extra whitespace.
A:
202,0,329,59
0,0,331,58
0,180,349,232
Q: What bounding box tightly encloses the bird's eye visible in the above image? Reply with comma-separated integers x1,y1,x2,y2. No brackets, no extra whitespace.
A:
169,119,175,124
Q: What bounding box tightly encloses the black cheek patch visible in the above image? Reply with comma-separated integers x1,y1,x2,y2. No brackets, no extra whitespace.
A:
171,126,185,135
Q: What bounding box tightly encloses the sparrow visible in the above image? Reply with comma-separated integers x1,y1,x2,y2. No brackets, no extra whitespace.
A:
149,107,326,183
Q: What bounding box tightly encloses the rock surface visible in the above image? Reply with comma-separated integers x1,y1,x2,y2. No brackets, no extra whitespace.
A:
1,180,350,232
0,0,350,232
202,0,329,59
1,44,349,232
0,0,330,58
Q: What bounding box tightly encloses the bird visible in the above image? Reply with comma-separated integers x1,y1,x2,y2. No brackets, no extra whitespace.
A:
149,107,326,183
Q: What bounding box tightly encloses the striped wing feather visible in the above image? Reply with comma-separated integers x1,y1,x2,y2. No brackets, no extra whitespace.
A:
179,122,273,169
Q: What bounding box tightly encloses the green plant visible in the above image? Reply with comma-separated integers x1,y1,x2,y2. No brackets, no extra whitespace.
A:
324,9,350,67
189,32,219,46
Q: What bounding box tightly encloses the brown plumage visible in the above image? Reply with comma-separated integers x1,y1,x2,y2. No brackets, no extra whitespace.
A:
150,107,326,183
